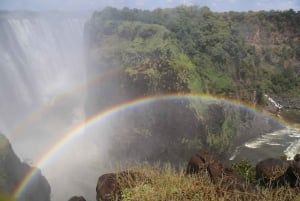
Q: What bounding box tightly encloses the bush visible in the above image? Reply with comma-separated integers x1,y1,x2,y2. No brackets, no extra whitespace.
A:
232,159,256,184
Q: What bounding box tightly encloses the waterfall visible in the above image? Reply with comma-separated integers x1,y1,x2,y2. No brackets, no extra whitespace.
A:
264,94,283,110
0,11,91,200
0,11,87,137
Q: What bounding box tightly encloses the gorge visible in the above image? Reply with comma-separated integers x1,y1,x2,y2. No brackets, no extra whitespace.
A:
0,7,299,201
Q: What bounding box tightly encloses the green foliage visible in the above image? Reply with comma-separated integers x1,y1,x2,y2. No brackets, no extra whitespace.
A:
270,67,300,94
87,6,300,102
204,105,240,153
86,6,300,162
279,153,288,161
232,159,256,184
87,13,200,93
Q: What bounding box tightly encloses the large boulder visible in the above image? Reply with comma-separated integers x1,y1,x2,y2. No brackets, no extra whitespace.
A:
68,196,86,201
207,158,253,192
186,150,252,192
96,171,146,201
292,154,300,175
273,154,300,188
96,173,122,201
186,149,219,175
255,158,290,187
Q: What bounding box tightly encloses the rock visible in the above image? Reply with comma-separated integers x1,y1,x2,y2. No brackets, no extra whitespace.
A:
96,171,146,201
274,166,298,188
255,158,290,187
68,196,86,201
268,94,300,110
273,154,300,188
186,150,253,192
292,154,300,171
207,158,253,192
96,173,122,201
186,149,219,175
0,134,51,201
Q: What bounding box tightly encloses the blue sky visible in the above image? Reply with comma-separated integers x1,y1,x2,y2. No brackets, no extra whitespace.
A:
1,0,300,11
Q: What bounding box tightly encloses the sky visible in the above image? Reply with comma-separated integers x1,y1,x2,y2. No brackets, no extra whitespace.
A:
0,0,300,12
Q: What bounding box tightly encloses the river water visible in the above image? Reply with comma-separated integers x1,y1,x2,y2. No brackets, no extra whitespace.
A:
231,124,300,163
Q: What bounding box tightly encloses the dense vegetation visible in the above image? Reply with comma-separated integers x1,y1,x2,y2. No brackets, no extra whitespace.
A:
85,6,300,102
84,6,296,159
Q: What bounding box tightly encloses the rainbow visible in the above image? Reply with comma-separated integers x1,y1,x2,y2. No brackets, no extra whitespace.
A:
12,93,283,199
8,68,121,141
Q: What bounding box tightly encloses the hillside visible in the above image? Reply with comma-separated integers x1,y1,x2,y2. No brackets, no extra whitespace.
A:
84,6,300,163
84,6,298,162
226,10,300,96
85,6,300,102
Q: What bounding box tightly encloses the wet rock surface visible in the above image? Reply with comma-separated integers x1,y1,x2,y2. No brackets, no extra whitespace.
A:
269,94,300,110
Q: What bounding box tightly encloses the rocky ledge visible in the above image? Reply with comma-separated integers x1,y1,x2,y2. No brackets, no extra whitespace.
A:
69,150,300,201
269,94,300,110
0,134,51,201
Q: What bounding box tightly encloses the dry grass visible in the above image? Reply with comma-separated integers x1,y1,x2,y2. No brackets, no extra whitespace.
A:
118,163,298,201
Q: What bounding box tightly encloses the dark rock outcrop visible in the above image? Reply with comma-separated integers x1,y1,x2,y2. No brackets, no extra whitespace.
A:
272,154,300,188
0,134,51,201
186,150,253,192
96,172,122,201
274,166,298,188
96,171,147,201
186,149,219,175
68,196,87,201
269,94,300,110
255,158,290,187
207,160,253,192
105,98,207,166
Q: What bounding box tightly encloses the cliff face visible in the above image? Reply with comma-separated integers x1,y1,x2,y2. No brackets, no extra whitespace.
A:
0,134,50,201
84,17,197,116
84,7,291,163
232,10,300,69
85,7,300,105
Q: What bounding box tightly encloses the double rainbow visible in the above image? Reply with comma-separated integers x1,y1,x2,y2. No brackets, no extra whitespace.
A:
12,93,282,199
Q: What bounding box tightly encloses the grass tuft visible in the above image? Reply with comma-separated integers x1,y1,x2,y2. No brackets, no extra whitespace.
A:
118,163,297,201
